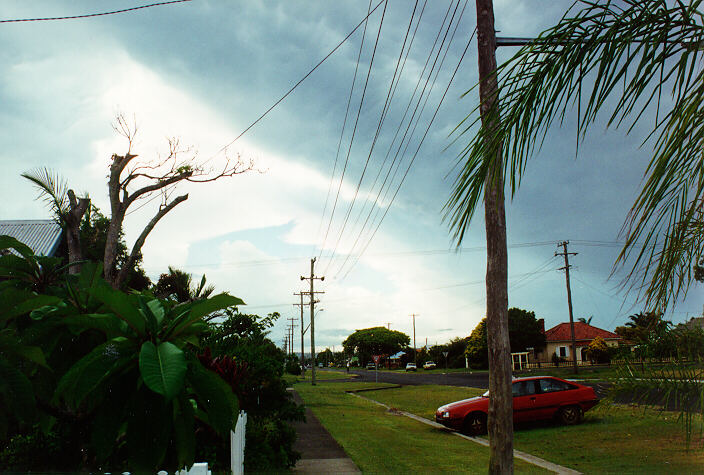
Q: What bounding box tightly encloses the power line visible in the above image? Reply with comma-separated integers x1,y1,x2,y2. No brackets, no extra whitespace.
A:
315,0,375,257
338,6,474,279
325,0,462,276
317,0,422,260
207,0,387,161
141,240,558,271
319,0,390,267
0,0,191,23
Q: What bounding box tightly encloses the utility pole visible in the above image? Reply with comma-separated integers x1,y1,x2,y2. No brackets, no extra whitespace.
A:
386,322,392,330
301,258,324,385
288,317,298,357
294,292,306,373
410,313,418,365
556,241,579,375
475,0,513,472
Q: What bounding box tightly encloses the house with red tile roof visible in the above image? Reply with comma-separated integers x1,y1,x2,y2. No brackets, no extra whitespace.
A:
535,321,622,364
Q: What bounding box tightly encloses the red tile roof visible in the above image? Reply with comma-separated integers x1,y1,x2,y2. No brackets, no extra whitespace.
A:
545,322,621,343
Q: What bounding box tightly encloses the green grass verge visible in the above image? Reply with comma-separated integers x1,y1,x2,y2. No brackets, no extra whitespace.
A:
294,381,548,474
363,385,704,473
286,369,357,385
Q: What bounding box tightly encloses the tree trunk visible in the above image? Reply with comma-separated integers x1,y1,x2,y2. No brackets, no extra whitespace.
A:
476,0,513,473
65,190,89,274
104,154,129,287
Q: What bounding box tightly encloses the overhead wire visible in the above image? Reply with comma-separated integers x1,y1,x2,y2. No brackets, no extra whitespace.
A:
336,0,467,278
318,0,390,267
321,0,423,261
340,0,428,247
205,0,387,164
0,0,191,23
324,0,460,276
339,1,474,279
315,0,375,258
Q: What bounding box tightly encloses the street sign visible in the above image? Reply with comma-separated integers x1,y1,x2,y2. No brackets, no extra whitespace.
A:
372,354,381,364
442,351,449,358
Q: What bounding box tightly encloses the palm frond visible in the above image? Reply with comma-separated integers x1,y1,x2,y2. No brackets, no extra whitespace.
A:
446,0,704,310
21,167,70,223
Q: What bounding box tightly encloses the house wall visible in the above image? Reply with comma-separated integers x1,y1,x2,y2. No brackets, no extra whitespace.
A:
535,339,619,363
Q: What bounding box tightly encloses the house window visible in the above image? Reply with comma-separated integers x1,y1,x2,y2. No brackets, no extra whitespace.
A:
558,346,568,358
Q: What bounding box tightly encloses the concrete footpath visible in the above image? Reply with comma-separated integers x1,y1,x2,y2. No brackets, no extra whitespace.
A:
289,389,360,474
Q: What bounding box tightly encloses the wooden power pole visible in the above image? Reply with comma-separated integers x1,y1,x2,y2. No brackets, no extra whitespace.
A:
301,258,324,385
556,241,579,374
475,0,513,472
294,292,306,373
410,313,418,365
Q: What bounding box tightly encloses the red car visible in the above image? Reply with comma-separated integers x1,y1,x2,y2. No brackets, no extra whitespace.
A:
435,376,599,435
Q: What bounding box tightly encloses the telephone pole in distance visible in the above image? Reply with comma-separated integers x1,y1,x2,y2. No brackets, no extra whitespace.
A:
556,241,579,374
301,257,324,385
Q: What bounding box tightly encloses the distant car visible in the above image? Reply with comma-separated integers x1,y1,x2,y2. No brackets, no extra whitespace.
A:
318,363,323,368
423,361,437,370
366,362,376,370
405,363,417,371
435,376,599,435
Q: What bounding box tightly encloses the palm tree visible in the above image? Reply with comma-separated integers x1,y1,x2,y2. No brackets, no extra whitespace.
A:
447,0,703,312
446,0,703,448
22,168,89,273
154,267,215,304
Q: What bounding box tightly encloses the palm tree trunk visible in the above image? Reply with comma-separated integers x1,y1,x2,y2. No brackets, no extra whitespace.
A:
476,0,513,472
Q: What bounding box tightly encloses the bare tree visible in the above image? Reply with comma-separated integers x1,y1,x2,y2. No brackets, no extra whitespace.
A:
104,114,254,288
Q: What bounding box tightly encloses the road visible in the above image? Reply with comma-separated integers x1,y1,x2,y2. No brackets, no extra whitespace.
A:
330,368,491,389
322,368,611,399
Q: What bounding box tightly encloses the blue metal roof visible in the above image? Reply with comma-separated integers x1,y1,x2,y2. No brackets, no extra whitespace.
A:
0,220,63,256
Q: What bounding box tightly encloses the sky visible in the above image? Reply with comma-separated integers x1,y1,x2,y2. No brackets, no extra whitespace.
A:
1,0,701,353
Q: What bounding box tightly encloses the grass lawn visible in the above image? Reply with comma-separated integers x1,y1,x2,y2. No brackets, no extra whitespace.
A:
294,381,548,473
363,385,704,473
284,369,356,385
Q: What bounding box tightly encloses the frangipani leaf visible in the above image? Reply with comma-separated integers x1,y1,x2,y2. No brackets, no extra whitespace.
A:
186,361,238,436
139,341,187,400
92,284,146,335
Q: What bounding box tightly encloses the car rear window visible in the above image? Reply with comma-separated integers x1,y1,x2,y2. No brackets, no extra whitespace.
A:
512,380,538,397
539,378,576,393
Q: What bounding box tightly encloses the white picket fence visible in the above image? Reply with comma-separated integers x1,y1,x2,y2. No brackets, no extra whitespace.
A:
172,410,248,475
230,410,248,475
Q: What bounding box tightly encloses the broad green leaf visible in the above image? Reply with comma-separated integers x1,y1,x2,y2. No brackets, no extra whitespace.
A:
189,293,245,320
55,338,134,409
92,284,146,335
139,341,187,400
186,361,238,436
147,299,165,327
168,293,244,339
12,345,47,368
9,295,62,317
139,297,158,333
0,235,34,259
63,313,129,337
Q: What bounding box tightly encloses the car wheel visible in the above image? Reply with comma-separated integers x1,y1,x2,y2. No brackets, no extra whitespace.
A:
462,412,487,436
558,405,584,425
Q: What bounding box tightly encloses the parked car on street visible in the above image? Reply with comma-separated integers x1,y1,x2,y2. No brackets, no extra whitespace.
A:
423,361,437,369
366,362,376,370
435,376,599,435
405,362,417,371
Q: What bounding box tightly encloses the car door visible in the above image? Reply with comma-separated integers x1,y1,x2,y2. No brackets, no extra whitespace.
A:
533,377,577,419
512,380,540,422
